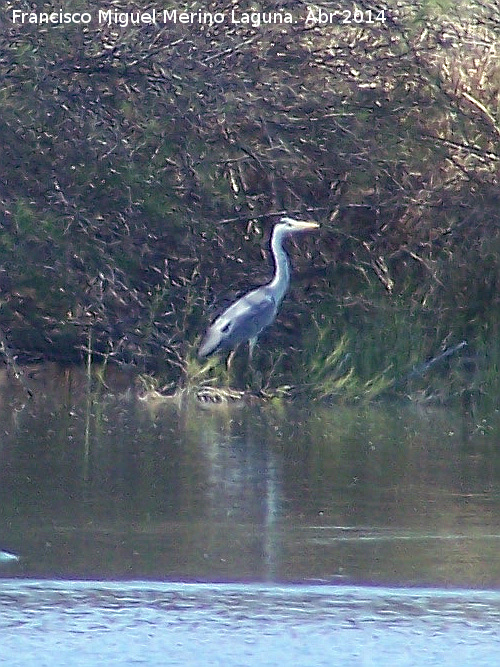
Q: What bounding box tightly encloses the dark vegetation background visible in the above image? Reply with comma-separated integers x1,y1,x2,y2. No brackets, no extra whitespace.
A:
0,0,498,400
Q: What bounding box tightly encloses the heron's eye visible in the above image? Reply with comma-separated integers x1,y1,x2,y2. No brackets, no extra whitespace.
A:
221,321,232,333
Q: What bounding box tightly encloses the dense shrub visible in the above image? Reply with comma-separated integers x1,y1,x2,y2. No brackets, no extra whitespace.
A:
0,0,498,397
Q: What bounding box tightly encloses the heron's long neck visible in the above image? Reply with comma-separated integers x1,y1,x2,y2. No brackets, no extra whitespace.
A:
268,229,290,304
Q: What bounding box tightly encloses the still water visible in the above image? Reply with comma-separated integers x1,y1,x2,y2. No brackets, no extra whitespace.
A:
1,365,500,664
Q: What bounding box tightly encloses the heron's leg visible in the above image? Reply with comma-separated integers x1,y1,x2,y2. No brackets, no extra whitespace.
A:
226,348,237,374
248,337,257,362
248,337,262,390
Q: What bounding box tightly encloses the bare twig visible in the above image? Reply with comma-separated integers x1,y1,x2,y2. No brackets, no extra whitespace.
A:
0,327,34,398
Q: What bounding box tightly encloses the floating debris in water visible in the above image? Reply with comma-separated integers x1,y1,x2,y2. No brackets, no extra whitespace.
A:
196,386,248,408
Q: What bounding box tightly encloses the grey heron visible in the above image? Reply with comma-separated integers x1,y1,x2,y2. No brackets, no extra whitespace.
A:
198,217,319,365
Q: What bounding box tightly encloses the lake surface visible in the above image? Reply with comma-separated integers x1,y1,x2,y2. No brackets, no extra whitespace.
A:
2,580,500,666
1,364,500,664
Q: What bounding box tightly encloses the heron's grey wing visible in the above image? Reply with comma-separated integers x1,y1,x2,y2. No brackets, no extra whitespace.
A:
198,287,277,357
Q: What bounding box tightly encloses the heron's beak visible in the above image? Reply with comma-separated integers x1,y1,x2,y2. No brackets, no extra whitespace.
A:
293,219,320,231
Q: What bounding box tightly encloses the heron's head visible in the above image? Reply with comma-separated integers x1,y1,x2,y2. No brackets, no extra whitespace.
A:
277,217,320,235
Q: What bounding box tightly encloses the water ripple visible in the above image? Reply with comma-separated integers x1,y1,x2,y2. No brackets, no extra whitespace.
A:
1,580,500,666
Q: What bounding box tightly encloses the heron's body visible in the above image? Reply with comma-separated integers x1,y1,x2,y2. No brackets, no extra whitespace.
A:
198,283,278,359
199,217,319,360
